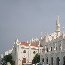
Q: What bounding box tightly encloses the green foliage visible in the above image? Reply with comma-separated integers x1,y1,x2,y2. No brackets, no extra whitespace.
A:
4,54,12,62
32,53,40,64
1,54,15,65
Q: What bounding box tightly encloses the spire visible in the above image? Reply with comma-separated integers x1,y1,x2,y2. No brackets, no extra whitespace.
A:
56,16,60,32
32,38,34,42
16,38,19,43
29,40,31,46
15,38,19,45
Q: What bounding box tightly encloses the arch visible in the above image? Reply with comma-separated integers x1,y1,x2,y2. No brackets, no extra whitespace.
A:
23,50,26,53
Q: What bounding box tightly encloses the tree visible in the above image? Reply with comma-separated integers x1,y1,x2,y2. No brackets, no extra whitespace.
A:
1,54,15,65
32,53,40,64
4,54,12,62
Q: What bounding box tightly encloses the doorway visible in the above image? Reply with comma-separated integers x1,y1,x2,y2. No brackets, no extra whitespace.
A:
22,58,26,64
56,57,60,65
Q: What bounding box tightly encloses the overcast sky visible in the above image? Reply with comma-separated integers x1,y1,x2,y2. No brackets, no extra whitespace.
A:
0,0,65,53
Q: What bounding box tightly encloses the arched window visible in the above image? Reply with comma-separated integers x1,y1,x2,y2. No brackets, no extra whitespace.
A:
46,57,48,64
46,48,48,52
59,44,61,50
33,51,36,54
56,47,57,50
23,50,26,53
51,47,52,51
42,58,44,62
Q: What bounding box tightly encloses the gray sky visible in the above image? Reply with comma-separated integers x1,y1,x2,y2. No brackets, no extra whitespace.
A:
0,0,65,53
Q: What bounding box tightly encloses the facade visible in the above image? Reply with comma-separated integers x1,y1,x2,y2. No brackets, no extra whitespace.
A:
40,16,65,65
12,39,43,65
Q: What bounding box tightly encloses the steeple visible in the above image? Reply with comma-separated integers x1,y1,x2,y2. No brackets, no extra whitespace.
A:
16,38,19,43
56,16,60,32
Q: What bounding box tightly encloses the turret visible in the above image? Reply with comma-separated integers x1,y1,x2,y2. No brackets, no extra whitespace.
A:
55,16,61,36
56,16,60,32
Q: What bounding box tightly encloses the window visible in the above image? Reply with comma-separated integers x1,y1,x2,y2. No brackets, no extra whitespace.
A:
46,48,48,52
56,47,57,50
23,50,26,53
54,43,55,49
42,58,44,62
51,47,52,51
54,43,56,50
45,45,47,53
59,44,61,50
33,51,36,54
46,57,48,64
54,43,55,50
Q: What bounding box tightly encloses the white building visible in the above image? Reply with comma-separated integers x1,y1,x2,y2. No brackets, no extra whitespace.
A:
40,16,65,65
12,39,43,65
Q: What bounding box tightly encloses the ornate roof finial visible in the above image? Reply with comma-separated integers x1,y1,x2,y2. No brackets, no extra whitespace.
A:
32,38,34,42
56,16,60,32
38,41,40,46
27,40,29,43
16,38,19,42
41,32,43,40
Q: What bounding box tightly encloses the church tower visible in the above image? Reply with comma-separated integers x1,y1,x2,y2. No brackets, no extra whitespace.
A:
55,16,61,36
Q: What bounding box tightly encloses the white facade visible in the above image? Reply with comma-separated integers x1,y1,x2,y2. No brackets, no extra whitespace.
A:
12,39,43,65
40,16,65,65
